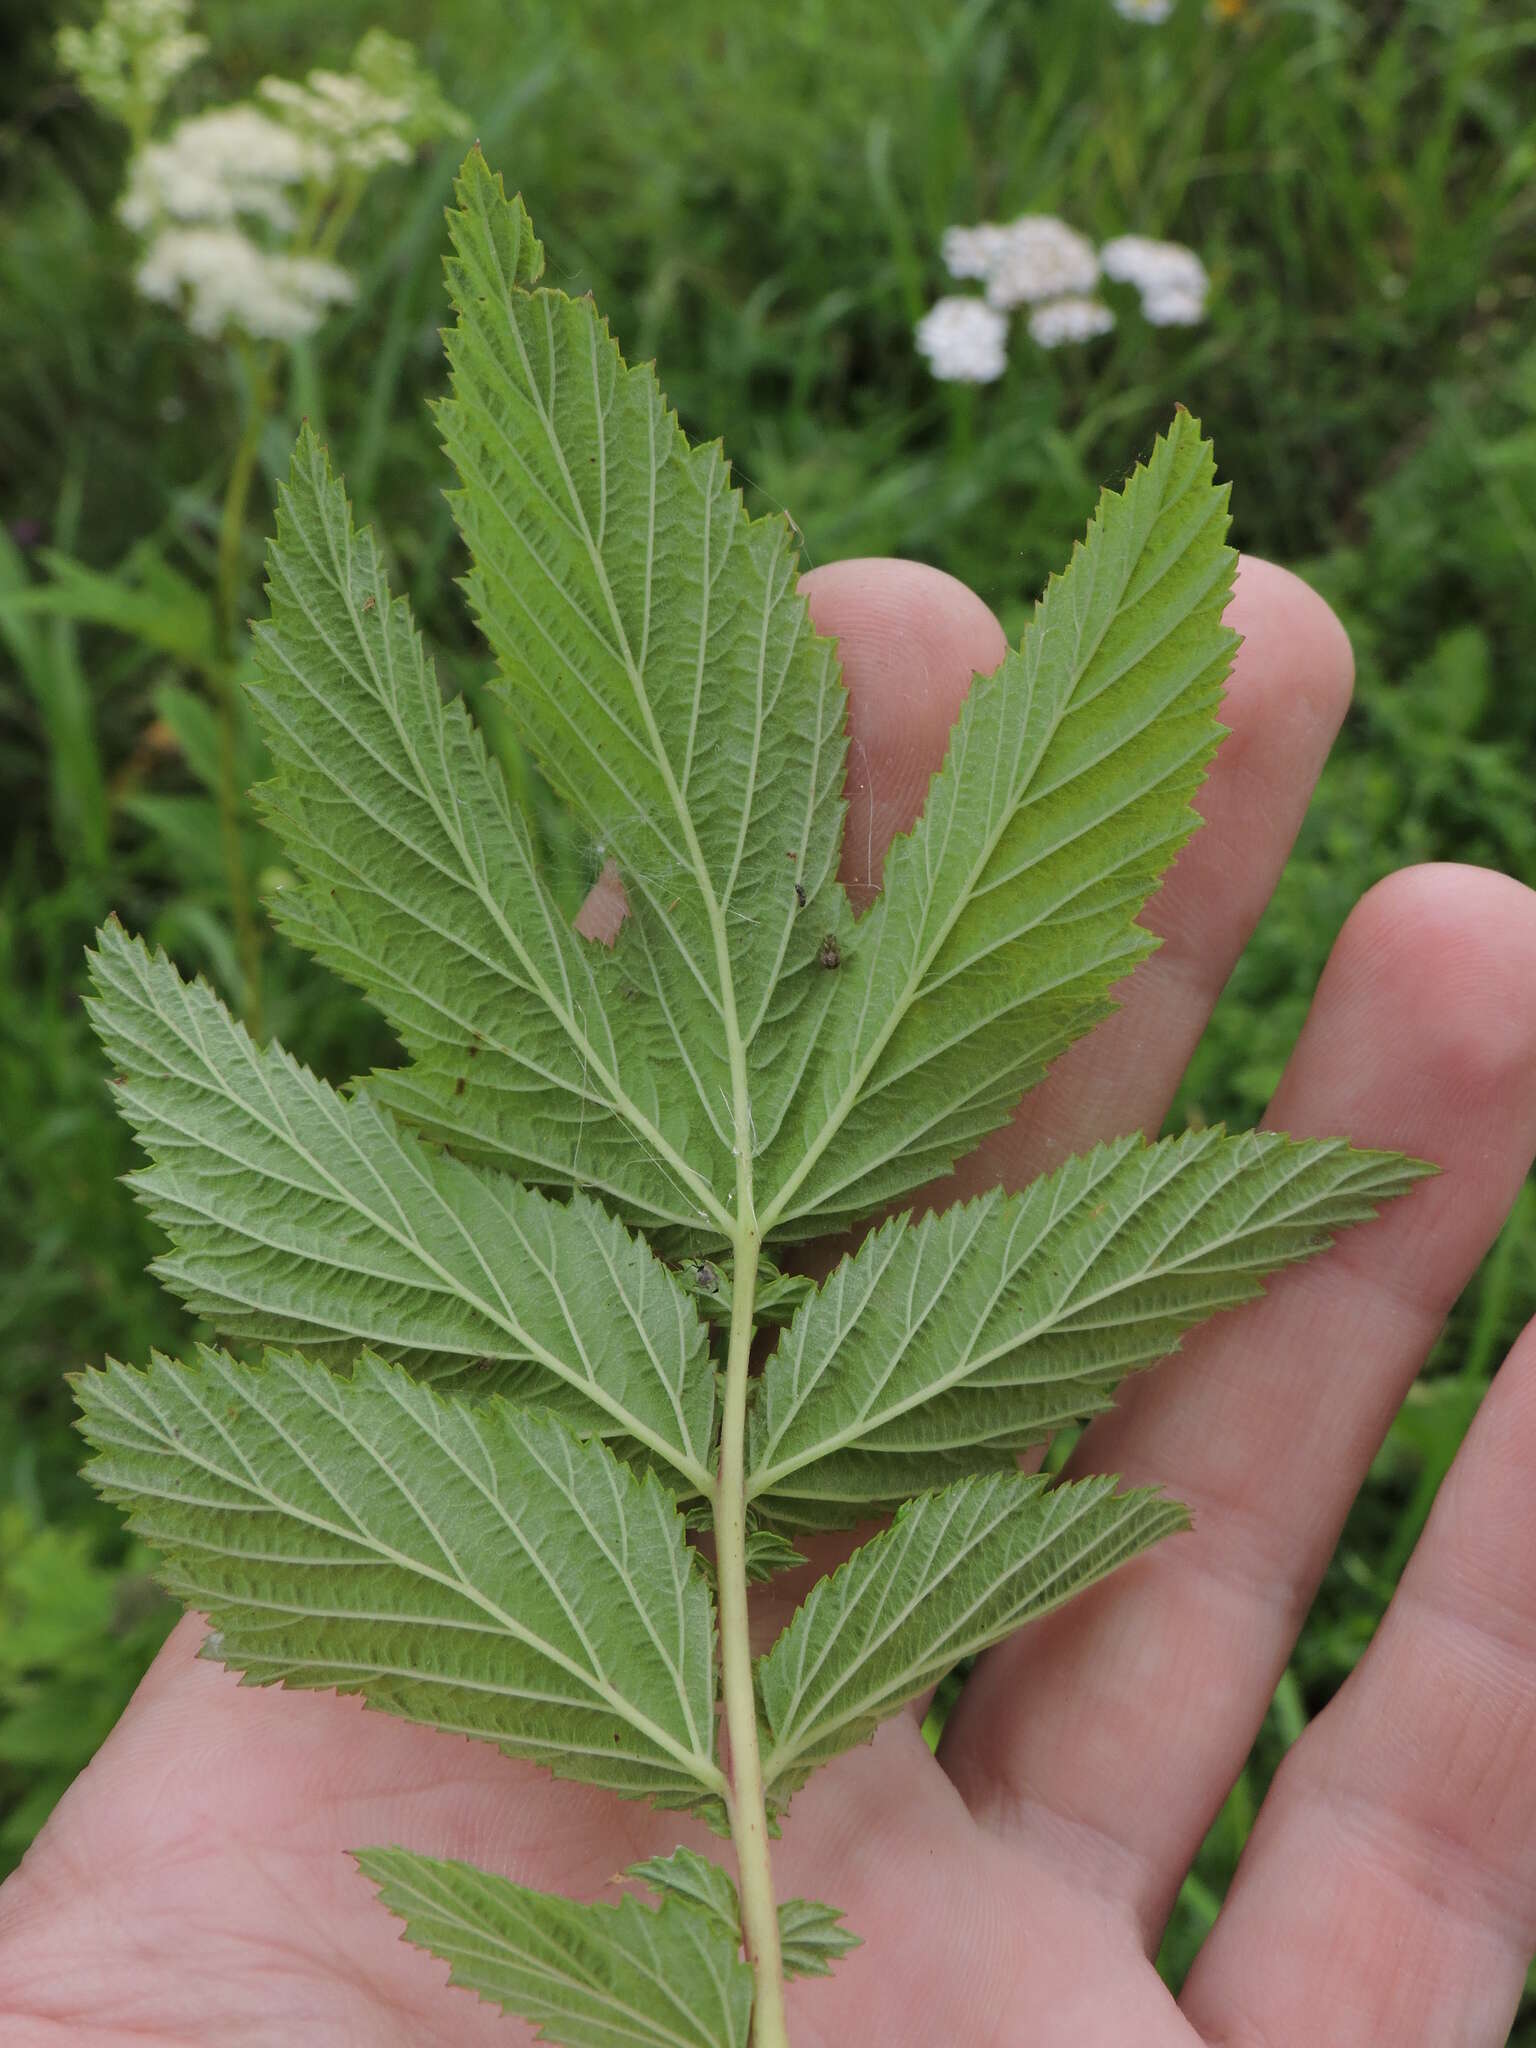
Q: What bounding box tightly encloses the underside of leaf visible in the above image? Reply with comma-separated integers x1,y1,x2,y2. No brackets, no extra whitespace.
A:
75,150,1434,2048
357,1847,754,2048
76,1348,724,1814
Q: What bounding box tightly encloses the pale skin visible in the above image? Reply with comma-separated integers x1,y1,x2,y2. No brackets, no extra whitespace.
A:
4,557,1536,2047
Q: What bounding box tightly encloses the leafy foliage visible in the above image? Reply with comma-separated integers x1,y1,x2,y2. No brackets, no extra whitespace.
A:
358,1847,755,2048
74,151,1427,2042
77,1347,723,1810
746,1129,1425,1528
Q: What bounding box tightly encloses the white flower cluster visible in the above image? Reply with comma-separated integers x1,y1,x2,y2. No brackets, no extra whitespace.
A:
984,218,1099,310
120,105,325,233
921,213,1117,378
1100,235,1210,326
917,211,1210,381
136,229,355,341
914,297,1010,383
56,0,206,127
1028,296,1117,348
1113,0,1175,21
71,5,468,348
258,71,414,175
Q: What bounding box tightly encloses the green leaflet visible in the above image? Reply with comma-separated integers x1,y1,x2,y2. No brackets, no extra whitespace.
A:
758,1473,1187,1799
775,1898,862,1979
439,150,849,1185
76,1349,724,1813
253,426,725,1237
86,922,716,1486
357,1848,754,2048
747,1128,1431,1528
625,1846,741,1934
757,413,1238,1236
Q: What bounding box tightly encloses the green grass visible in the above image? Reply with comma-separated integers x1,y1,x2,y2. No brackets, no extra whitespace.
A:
3,0,1535,2029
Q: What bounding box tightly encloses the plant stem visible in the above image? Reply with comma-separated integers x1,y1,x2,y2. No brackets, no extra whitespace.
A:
212,344,274,1037
718,1244,791,2048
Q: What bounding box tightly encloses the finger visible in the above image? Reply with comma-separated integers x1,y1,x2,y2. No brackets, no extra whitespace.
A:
940,864,1536,1945
934,555,1356,1198
1182,1310,1536,2048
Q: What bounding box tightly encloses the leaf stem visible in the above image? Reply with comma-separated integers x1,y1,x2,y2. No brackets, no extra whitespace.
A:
717,1242,791,2048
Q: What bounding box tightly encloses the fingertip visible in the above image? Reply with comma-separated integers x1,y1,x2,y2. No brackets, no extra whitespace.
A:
1326,863,1536,1110
799,557,1008,685
1228,555,1355,732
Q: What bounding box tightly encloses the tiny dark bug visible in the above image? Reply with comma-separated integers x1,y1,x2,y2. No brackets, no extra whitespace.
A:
454,1075,466,1096
794,882,807,908
819,933,841,969
361,594,377,613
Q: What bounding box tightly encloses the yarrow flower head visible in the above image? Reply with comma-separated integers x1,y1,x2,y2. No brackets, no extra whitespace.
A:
921,210,1121,377
914,296,1009,383
1113,0,1175,21
940,222,1012,282
943,214,1100,308
1027,296,1117,348
56,0,206,132
120,105,328,233
1100,235,1210,325
918,210,1212,381
135,227,355,341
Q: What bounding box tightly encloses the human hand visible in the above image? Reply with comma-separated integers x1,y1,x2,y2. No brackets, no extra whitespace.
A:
3,558,1535,2047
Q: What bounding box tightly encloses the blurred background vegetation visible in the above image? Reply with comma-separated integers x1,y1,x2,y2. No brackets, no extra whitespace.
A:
2,0,1534,2025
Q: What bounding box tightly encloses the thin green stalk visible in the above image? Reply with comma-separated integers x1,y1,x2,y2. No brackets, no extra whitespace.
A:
212,345,275,1037
717,1241,790,2048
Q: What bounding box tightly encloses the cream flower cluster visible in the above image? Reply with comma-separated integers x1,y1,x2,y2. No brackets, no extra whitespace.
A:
918,211,1209,381
1113,0,1175,21
1100,235,1210,326
62,3,466,348
56,0,206,129
914,297,1010,383
136,229,355,341
120,105,326,233
257,71,415,175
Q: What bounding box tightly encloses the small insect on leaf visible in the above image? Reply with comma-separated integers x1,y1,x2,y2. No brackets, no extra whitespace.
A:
818,934,841,969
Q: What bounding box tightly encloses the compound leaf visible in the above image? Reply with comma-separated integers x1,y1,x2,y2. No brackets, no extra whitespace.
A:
758,1473,1186,1798
757,411,1238,1237
86,921,715,1486
71,157,1438,2048
747,1128,1428,1527
75,1349,724,1811
357,1848,753,2048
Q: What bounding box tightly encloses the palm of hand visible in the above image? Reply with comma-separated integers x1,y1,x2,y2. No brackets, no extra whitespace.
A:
5,559,1536,2048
